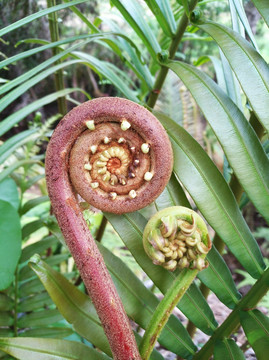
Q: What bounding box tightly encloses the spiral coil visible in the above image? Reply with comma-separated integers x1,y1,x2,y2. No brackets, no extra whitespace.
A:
66,97,173,213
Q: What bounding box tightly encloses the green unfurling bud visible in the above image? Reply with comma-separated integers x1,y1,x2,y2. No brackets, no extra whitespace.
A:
163,259,177,271
178,215,197,236
146,243,165,265
196,240,210,254
159,216,177,238
143,206,211,272
148,229,165,250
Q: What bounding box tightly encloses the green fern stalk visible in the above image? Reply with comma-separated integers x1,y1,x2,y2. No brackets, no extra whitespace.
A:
47,0,67,116
140,268,198,360
147,0,199,108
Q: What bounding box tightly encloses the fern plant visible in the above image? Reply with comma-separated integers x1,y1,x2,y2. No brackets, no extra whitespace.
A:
0,0,268,359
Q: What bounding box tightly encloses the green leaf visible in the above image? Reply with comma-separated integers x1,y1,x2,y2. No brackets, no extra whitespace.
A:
19,277,45,297
19,327,73,339
198,246,241,309
229,0,259,50
106,212,218,334
21,220,45,240
0,178,20,211
219,50,243,111
251,0,269,27
99,17,154,90
0,34,103,70
23,174,45,192
0,32,130,73
14,36,139,100
0,294,13,311
73,51,139,101
19,272,76,297
17,309,63,328
62,0,99,33
0,60,82,113
154,70,186,126
0,329,13,337
0,129,37,165
165,60,269,224
0,338,111,360
165,173,191,208
0,200,21,290
0,312,13,327
111,0,161,59
240,309,269,360
214,339,245,360
196,21,269,132
0,0,89,37
20,254,70,281
98,242,196,358
18,292,53,312
20,236,58,263
0,35,113,95
0,88,83,137
145,0,176,36
28,256,112,356
229,0,245,37
0,159,42,183
64,8,152,90
155,111,265,278
155,174,191,211
194,55,226,92
20,196,50,216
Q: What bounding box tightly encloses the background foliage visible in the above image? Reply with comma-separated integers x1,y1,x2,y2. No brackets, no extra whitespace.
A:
0,0,268,359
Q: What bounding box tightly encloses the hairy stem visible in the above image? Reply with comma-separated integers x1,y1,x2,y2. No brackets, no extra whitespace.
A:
45,100,153,359
139,268,198,360
147,0,199,108
45,97,173,359
74,216,108,287
47,0,67,116
193,267,269,360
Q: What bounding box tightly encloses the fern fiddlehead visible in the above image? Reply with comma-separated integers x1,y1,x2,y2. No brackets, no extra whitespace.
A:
45,97,173,359
143,206,211,272
140,206,211,360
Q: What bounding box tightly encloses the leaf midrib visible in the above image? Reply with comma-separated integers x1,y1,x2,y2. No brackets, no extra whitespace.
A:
250,311,269,337
224,339,237,360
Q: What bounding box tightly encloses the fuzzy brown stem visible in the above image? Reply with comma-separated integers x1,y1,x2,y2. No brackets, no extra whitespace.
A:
45,101,142,359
